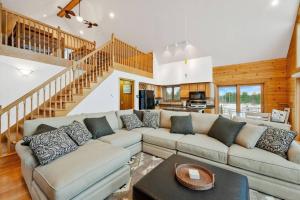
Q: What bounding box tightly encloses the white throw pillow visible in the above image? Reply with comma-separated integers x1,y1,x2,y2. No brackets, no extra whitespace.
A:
235,124,267,149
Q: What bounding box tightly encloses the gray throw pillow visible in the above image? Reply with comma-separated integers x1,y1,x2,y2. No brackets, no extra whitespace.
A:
134,110,144,121
256,126,296,158
208,115,246,147
121,114,143,130
170,115,194,135
22,124,57,146
29,127,78,165
143,111,160,129
62,121,92,146
84,117,115,139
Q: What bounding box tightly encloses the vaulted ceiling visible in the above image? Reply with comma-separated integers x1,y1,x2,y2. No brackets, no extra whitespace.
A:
2,0,300,66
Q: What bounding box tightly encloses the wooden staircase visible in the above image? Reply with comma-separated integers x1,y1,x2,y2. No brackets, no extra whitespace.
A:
0,34,154,157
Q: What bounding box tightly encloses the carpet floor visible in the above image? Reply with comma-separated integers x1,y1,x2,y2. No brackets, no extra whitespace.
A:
107,153,280,200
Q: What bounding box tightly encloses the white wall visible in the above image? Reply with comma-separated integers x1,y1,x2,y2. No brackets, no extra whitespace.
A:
0,56,64,107
154,56,213,85
69,70,155,115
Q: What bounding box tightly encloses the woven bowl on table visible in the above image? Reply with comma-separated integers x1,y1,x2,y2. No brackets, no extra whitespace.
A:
175,163,215,191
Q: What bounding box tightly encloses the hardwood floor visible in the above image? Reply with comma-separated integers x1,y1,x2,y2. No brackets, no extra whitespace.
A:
0,154,30,200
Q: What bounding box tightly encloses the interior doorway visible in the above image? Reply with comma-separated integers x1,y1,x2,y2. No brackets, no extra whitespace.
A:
120,78,135,110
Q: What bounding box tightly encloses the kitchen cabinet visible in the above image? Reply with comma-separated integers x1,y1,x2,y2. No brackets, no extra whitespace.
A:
180,84,190,98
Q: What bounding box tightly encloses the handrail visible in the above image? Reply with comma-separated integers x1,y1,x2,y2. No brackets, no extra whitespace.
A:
0,67,71,115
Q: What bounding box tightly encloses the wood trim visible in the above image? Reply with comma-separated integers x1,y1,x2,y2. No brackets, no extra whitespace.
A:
0,45,72,67
119,78,135,110
114,63,153,78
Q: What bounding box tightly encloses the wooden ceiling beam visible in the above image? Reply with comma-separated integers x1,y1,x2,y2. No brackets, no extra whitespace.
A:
57,0,80,17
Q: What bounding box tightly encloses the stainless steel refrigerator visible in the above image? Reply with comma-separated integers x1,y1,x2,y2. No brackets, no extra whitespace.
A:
139,90,155,110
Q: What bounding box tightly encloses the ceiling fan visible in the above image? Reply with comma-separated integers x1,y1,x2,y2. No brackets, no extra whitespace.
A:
57,6,75,19
84,20,98,28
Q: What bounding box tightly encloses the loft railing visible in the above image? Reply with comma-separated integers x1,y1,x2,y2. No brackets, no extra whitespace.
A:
0,40,113,157
112,34,153,73
0,5,95,61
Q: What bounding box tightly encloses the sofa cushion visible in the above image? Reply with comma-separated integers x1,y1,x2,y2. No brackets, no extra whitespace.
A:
33,140,130,200
228,144,300,184
177,134,229,164
233,116,291,130
143,111,160,129
62,121,92,146
191,113,218,134
208,115,246,147
22,124,57,146
29,127,78,165
235,124,267,149
130,127,154,134
116,109,133,129
170,115,194,135
256,126,296,158
99,129,142,148
121,114,143,130
84,116,115,139
160,110,190,129
142,128,184,149
84,111,119,130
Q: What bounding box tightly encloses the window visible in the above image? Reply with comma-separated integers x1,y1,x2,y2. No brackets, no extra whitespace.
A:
218,84,262,114
164,86,180,101
218,86,237,115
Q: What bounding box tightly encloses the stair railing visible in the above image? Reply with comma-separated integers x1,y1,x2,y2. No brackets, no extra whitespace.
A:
0,4,95,61
0,40,114,157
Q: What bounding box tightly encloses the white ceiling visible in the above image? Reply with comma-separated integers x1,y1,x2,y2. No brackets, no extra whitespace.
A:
2,0,300,66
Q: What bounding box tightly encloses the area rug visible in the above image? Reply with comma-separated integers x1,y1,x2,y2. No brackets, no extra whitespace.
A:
107,153,280,200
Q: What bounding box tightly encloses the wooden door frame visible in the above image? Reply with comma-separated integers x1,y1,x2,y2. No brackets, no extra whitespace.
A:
119,78,135,110
296,78,300,134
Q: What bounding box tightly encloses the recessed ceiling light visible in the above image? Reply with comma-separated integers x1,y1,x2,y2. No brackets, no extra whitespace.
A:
271,0,279,7
43,14,47,18
79,30,84,35
109,12,115,19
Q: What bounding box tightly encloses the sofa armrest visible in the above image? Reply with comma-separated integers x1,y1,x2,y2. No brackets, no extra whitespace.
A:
288,141,300,165
15,141,39,187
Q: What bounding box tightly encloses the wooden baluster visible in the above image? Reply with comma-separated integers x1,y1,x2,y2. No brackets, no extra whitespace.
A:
17,16,20,48
47,27,50,55
33,23,36,52
49,84,52,117
86,57,89,85
57,26,61,58
64,73,67,102
54,80,57,110
28,20,31,51
92,54,96,81
11,14,15,47
60,77,62,109
38,24,41,53
22,18,25,48
5,10,7,45
23,100,26,126
51,29,54,56
43,88,46,117
43,25,46,54
16,104,19,142
30,96,33,119
37,90,40,118
68,70,72,101
7,111,11,153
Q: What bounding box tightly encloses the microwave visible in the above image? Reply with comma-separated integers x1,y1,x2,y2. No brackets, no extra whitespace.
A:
189,91,206,100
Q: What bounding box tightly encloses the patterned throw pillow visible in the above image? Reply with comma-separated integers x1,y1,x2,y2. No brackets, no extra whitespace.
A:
121,114,143,130
143,111,160,129
62,121,92,146
256,126,296,158
22,124,57,146
29,127,78,165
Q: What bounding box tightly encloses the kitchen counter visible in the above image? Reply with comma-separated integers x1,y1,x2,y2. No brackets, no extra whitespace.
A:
162,105,215,113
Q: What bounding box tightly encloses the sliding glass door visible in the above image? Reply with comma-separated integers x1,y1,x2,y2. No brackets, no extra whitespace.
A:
218,84,262,114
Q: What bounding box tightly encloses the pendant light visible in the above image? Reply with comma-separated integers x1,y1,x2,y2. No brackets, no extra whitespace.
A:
76,0,83,22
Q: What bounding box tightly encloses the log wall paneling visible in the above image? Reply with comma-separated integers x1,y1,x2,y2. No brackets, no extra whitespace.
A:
213,58,288,113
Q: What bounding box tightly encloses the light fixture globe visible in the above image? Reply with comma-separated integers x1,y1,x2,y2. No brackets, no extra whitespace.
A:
76,15,83,22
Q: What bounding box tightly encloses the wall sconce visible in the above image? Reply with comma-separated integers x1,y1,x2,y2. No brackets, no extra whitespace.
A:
17,67,34,76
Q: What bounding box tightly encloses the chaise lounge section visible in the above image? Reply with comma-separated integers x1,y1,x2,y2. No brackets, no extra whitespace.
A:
16,109,300,200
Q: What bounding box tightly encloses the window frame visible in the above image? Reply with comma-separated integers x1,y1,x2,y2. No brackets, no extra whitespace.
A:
163,85,181,102
216,84,264,114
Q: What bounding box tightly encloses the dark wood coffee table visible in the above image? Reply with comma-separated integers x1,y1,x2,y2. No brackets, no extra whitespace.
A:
133,154,249,200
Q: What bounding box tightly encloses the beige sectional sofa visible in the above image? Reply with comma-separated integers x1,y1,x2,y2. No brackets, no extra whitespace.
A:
16,109,300,200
